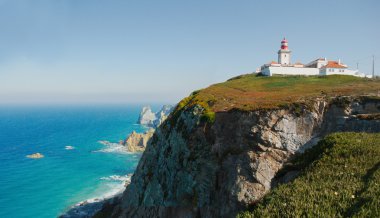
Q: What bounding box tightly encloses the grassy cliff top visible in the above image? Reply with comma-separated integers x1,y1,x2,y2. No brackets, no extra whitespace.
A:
238,132,380,217
181,75,380,112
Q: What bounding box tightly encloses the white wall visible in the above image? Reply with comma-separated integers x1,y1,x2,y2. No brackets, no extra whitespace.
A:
262,66,319,76
321,68,358,76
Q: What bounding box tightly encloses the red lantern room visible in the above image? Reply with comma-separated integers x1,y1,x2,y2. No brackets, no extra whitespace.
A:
281,37,288,50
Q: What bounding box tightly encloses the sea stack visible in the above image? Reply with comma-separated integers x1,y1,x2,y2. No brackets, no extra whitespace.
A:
123,129,155,152
137,105,173,128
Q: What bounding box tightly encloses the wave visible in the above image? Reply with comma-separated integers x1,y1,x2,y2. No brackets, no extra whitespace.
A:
65,146,75,150
100,174,132,183
60,174,132,218
93,140,130,154
88,174,132,203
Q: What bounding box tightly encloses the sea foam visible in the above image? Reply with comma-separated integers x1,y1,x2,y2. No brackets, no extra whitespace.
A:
93,140,130,154
100,174,132,183
65,146,75,150
60,174,132,218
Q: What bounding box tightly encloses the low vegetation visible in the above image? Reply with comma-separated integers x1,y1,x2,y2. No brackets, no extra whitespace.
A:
238,132,380,217
356,113,380,120
176,74,380,112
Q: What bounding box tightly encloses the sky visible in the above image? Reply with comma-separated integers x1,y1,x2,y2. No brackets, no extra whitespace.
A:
0,0,379,105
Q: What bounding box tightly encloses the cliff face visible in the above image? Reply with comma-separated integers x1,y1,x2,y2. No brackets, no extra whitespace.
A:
104,96,380,218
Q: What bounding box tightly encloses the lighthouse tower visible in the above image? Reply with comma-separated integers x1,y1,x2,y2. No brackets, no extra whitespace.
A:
278,38,291,65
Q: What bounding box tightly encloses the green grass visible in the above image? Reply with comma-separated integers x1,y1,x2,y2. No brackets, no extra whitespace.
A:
238,132,380,218
177,74,380,112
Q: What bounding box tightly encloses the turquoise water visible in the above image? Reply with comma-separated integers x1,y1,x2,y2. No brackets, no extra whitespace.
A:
0,105,150,218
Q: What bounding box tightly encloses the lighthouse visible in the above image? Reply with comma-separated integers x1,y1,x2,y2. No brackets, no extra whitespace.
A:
278,38,291,65
260,37,365,77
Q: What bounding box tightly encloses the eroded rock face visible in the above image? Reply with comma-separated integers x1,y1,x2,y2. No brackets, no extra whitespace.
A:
124,130,155,152
137,105,174,128
153,105,173,128
137,106,157,126
131,105,174,152
102,97,380,218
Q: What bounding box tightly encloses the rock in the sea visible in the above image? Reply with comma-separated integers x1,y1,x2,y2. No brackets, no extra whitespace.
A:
131,105,173,152
137,106,157,126
137,105,173,128
124,129,155,152
26,153,44,159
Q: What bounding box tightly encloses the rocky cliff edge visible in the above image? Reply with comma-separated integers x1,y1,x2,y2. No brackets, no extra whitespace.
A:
95,75,380,218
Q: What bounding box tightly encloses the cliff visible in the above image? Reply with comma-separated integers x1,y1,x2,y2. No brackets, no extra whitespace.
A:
238,132,380,217
96,75,380,218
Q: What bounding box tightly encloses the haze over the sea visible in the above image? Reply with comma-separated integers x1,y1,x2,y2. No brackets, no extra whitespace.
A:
0,0,379,105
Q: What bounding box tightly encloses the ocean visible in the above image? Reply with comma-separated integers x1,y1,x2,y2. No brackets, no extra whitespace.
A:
0,105,153,218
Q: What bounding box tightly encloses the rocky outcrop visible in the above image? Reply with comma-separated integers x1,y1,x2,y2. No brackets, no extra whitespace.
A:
137,106,157,126
124,129,155,152
99,96,380,218
127,105,173,152
137,105,173,128
26,153,44,159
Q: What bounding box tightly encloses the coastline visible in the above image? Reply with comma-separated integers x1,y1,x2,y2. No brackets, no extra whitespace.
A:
60,105,171,217
59,193,122,218
59,174,132,218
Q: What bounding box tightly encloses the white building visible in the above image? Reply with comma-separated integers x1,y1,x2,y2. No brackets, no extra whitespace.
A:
260,38,366,77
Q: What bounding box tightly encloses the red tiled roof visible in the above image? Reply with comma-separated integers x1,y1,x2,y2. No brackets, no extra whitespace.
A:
321,61,347,69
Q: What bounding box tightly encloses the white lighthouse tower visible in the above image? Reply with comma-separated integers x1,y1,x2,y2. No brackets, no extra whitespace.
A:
278,37,291,65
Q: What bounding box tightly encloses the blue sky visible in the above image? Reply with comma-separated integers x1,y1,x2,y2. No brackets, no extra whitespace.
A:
0,0,379,105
